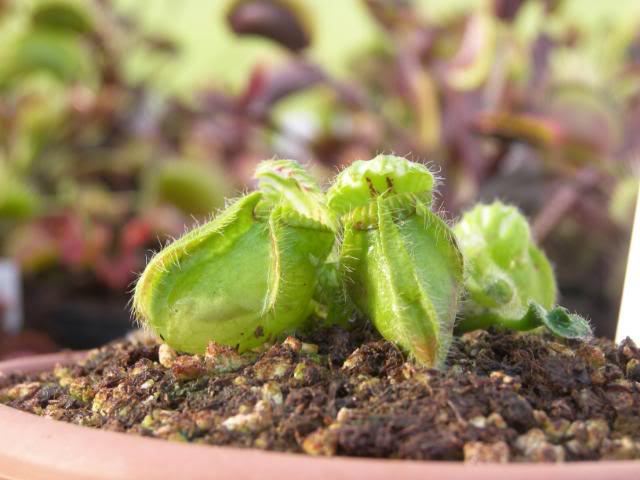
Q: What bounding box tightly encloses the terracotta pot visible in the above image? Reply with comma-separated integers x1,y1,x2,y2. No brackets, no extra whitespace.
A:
1,354,639,480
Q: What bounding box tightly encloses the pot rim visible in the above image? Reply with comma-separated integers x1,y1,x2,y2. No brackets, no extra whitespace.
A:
1,353,639,480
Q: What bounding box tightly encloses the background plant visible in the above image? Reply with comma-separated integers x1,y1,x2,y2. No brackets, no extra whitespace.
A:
134,156,588,367
133,159,335,355
0,0,638,356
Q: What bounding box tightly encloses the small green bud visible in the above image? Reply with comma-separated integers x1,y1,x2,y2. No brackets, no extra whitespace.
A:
133,160,335,354
327,155,464,366
453,202,591,339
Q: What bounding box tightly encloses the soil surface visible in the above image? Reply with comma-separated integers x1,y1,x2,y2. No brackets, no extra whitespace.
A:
2,328,640,463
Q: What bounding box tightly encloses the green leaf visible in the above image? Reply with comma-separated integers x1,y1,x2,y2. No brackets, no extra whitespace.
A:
531,302,593,340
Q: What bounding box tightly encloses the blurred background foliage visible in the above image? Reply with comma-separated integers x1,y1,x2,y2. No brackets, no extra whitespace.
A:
0,0,638,356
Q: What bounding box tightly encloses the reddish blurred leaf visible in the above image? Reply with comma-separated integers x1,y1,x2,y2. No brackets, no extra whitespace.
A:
445,10,497,91
227,0,311,52
93,251,140,291
397,50,441,151
242,62,324,117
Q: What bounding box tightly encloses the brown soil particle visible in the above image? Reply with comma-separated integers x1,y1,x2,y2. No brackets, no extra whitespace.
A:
2,328,640,462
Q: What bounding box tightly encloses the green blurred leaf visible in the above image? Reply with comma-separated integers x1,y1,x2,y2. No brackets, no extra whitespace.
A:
0,170,41,220
31,0,93,35
149,161,227,216
3,30,91,84
609,176,639,228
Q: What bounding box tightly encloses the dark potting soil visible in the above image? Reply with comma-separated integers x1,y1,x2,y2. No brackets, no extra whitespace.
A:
2,327,640,463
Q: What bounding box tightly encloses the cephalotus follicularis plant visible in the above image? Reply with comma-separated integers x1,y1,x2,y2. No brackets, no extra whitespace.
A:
133,155,590,367
133,159,336,354
325,156,464,367
453,202,591,339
